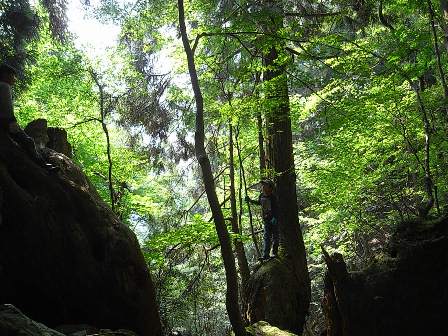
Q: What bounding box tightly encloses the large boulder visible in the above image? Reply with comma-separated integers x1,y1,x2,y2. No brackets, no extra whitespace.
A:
0,304,138,336
245,258,304,334
24,118,49,149
24,118,72,157
0,304,64,336
321,217,448,336
0,124,162,336
47,127,73,158
247,321,298,336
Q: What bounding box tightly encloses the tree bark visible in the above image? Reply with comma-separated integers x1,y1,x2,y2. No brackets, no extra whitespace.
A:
257,111,266,176
262,44,310,333
177,1,246,335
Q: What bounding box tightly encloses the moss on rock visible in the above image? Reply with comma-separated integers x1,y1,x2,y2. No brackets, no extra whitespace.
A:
247,321,298,336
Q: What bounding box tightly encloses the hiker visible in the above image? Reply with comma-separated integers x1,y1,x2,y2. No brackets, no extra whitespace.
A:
0,63,58,172
246,179,279,260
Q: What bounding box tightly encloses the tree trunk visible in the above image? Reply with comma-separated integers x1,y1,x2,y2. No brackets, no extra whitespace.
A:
90,71,115,212
245,2,310,333
427,0,448,112
255,73,267,177
236,127,262,258
257,112,266,176
262,44,311,334
229,122,251,292
440,0,448,53
177,1,246,335
414,86,435,216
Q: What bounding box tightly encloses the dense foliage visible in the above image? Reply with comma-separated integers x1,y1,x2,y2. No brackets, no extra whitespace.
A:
4,0,448,335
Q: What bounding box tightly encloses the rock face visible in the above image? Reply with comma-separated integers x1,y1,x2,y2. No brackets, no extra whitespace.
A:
25,118,73,157
245,258,304,334
321,217,448,336
0,304,64,336
24,118,49,149
0,304,138,336
47,127,73,158
0,122,162,336
247,321,298,336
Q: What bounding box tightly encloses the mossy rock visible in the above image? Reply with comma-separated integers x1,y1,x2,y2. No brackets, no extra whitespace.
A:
246,321,298,336
245,258,303,333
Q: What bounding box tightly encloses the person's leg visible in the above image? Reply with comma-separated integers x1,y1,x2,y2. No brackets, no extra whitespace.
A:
272,217,279,256
263,218,272,259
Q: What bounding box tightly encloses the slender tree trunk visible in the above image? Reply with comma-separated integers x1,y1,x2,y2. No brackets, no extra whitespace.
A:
91,71,115,211
378,0,394,31
390,4,437,216
255,73,267,177
257,112,266,176
440,0,448,52
102,117,114,211
427,0,448,112
236,127,261,258
229,121,250,291
415,86,435,216
177,1,246,335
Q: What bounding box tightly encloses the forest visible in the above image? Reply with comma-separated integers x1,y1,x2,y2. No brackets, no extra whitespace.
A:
0,0,448,335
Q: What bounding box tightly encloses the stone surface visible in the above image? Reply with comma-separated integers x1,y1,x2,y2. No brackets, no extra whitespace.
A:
0,128,161,336
245,258,304,333
23,119,73,157
24,118,49,149
321,217,448,336
47,127,72,158
0,304,65,336
247,321,298,336
0,304,139,336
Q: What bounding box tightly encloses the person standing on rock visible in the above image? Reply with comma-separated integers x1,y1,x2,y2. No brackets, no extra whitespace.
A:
246,179,279,261
0,63,58,172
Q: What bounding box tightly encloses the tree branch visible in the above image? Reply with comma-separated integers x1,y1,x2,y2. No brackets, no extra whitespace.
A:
284,11,343,18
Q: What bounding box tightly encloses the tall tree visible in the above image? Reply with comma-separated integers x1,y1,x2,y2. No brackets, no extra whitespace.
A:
0,0,39,73
260,0,311,332
440,0,448,52
177,0,246,335
41,0,68,42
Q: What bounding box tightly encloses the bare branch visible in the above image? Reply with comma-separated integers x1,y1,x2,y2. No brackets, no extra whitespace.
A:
192,30,308,54
67,117,101,129
284,11,343,18
378,0,395,31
